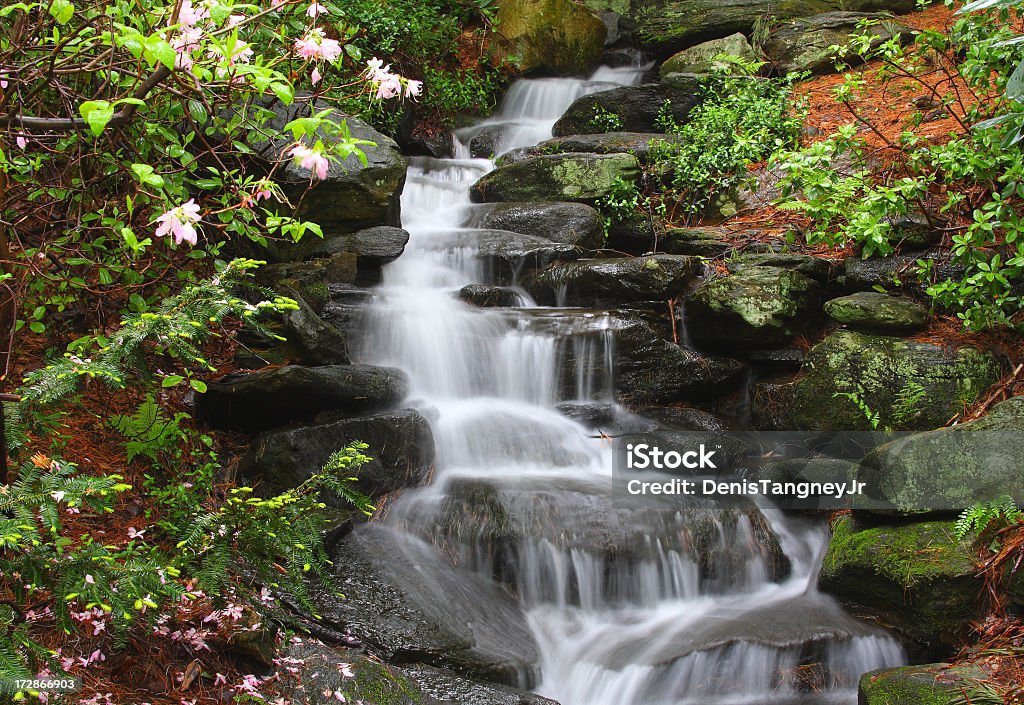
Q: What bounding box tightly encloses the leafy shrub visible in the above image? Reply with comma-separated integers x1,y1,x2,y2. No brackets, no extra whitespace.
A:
955,494,1023,545
647,65,805,222
772,0,1024,330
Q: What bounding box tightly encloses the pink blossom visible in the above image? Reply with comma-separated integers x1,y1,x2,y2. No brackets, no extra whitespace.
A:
175,0,209,27
311,66,322,84
16,135,26,149
127,526,146,540
306,2,326,17
172,27,203,70
289,144,329,180
84,574,95,585
51,491,65,502
227,13,245,27
405,79,423,99
338,662,355,678
154,199,201,246
0,79,7,89
214,673,229,686
294,28,342,63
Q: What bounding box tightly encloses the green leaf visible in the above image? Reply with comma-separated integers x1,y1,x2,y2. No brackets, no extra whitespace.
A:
270,81,294,106
130,163,165,187
161,375,184,387
144,34,177,70
79,100,114,136
29,321,45,334
189,379,207,393
1007,59,1024,102
48,0,73,23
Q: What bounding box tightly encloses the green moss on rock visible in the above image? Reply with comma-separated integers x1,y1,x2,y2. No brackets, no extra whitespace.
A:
470,152,640,204
787,330,1000,431
859,664,987,705
493,0,606,75
820,516,980,648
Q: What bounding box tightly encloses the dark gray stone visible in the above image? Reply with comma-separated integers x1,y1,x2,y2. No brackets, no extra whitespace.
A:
241,409,435,501
553,79,703,135
197,365,408,432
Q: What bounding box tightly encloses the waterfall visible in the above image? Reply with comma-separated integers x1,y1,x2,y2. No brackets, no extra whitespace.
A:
355,64,904,705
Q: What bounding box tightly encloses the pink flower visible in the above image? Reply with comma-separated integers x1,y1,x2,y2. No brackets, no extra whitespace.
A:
375,74,402,100
306,2,326,17
175,0,209,27
311,66,322,84
338,662,355,678
0,79,8,89
51,491,65,502
127,527,146,539
288,144,329,180
172,27,202,70
155,199,201,246
294,28,342,63
84,574,95,584
405,79,423,99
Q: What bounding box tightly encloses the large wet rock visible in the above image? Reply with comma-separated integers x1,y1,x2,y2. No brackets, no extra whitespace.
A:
764,12,911,75
459,284,524,308
552,79,702,135
403,664,560,705
857,397,1024,514
471,202,604,249
492,0,607,75
686,266,822,348
282,296,351,364
629,0,918,58
501,133,684,166
661,226,738,257
787,330,1000,431
820,516,979,652
726,252,834,284
859,664,987,705
536,255,702,306
461,229,582,281
614,318,744,403
254,103,406,245
660,33,756,76
838,251,965,295
305,225,409,264
313,525,540,686
240,410,435,502
197,365,408,432
257,257,356,313
471,153,640,205
280,639,440,705
824,291,928,332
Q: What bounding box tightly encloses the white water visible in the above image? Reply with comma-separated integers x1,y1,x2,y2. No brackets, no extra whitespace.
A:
357,65,904,705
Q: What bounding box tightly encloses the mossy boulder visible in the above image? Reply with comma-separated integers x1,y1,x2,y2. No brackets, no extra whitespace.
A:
824,291,928,332
859,664,987,705
535,255,702,306
470,152,640,205
857,397,1024,514
787,330,1000,431
281,640,434,705
501,132,685,166
659,33,756,76
552,78,702,135
685,266,822,348
630,0,918,58
764,12,912,75
820,516,980,650
727,251,834,283
492,0,607,75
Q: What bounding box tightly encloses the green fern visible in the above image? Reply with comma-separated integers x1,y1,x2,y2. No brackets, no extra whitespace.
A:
955,494,1023,541
109,395,188,462
21,258,297,407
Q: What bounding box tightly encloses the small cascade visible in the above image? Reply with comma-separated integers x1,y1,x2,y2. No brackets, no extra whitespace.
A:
355,61,904,705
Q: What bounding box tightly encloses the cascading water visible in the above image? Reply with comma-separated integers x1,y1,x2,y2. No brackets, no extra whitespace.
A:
356,64,904,705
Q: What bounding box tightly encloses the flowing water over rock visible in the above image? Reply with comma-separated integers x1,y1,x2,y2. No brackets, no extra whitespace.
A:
355,65,904,705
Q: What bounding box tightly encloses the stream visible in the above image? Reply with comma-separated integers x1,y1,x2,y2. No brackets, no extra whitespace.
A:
354,63,905,705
